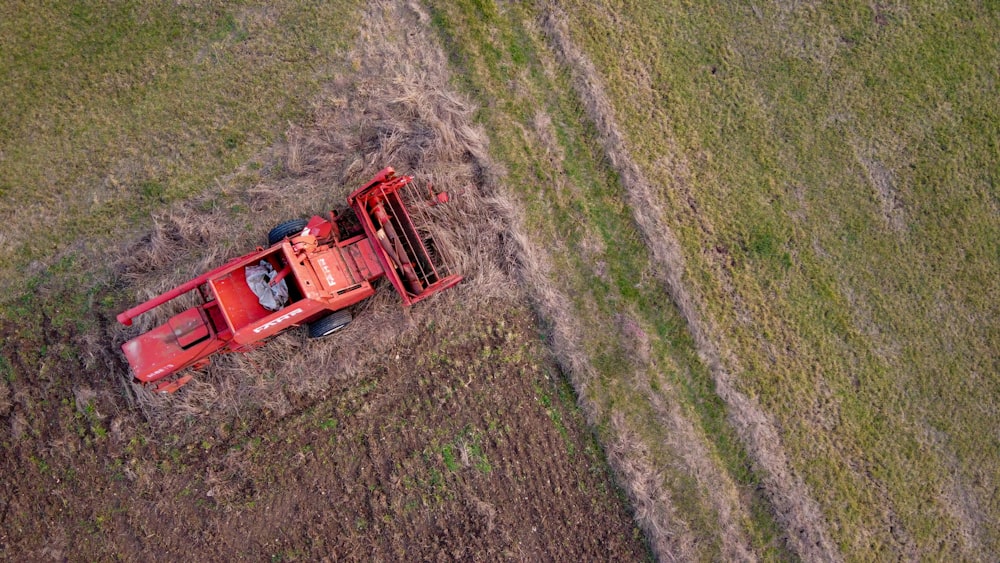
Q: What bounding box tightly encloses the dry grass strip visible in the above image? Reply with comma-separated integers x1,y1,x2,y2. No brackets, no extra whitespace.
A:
486,192,699,560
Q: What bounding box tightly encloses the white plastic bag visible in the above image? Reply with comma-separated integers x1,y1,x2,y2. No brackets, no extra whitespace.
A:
245,260,289,311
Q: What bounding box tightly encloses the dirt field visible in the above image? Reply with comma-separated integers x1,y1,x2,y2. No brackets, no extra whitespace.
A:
1,300,646,560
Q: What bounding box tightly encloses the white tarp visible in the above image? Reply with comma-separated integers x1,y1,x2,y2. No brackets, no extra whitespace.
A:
245,260,289,311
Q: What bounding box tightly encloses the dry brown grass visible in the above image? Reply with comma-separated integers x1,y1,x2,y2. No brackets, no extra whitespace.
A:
619,321,756,560
609,412,697,561
540,4,840,560
849,136,908,233
108,0,518,436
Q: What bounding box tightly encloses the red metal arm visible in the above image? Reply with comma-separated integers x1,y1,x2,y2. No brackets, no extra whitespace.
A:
116,256,246,326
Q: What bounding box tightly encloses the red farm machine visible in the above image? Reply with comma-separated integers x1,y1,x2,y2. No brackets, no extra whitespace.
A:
117,167,462,393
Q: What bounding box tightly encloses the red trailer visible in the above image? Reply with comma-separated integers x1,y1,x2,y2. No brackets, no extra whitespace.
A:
117,168,462,393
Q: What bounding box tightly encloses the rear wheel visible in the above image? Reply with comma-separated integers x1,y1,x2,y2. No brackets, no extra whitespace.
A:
267,219,309,245
307,309,352,339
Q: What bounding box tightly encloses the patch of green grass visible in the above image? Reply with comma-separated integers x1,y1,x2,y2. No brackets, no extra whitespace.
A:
436,425,492,475
0,0,364,292
461,426,492,474
30,455,50,474
0,355,12,382
441,443,459,472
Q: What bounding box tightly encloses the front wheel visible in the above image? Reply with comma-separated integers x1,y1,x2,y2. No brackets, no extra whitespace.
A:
307,309,352,339
267,218,309,246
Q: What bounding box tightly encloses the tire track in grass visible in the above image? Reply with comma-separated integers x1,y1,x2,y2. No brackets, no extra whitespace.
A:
631,359,756,562
539,5,840,561
531,95,750,557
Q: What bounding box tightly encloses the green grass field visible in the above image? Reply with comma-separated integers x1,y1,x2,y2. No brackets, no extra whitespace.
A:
0,1,361,281
1,1,996,560
551,2,999,556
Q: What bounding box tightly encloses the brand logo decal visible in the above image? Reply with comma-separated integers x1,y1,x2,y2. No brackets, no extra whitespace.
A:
252,307,304,334
317,258,337,287
147,364,176,378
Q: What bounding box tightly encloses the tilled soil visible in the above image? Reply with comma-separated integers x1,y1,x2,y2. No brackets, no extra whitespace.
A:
0,301,648,560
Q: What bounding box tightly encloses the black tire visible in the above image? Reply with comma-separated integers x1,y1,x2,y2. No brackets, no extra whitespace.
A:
307,309,352,339
267,218,309,246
